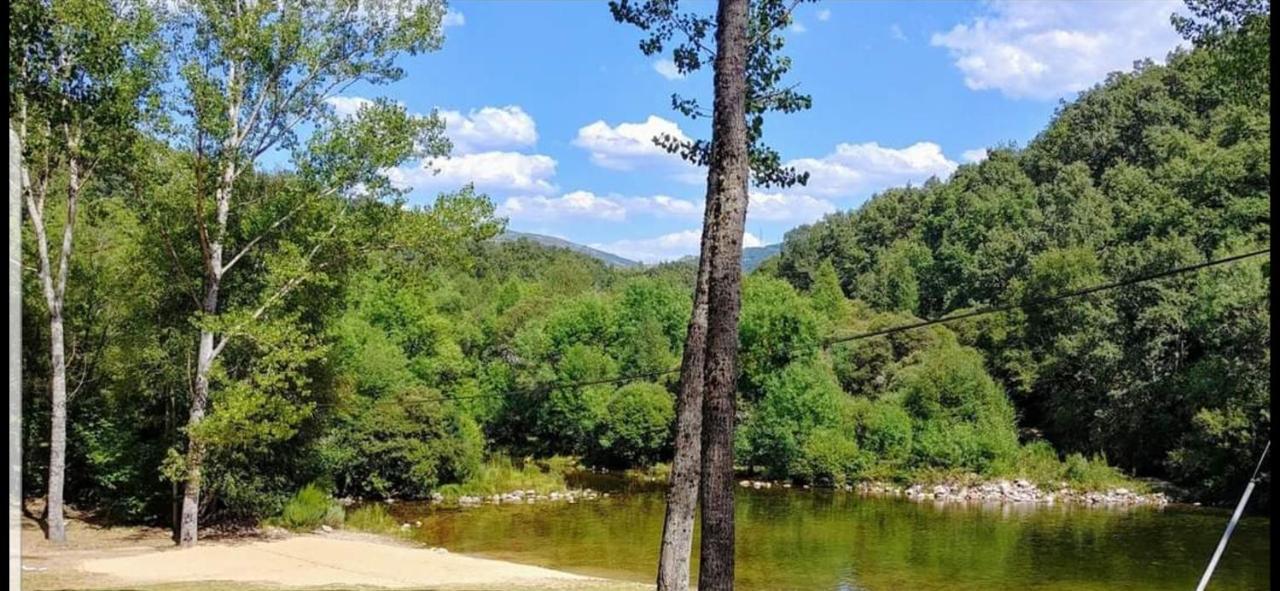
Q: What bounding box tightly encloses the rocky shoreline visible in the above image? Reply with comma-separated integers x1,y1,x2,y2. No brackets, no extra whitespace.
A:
739,478,1170,507
435,488,606,508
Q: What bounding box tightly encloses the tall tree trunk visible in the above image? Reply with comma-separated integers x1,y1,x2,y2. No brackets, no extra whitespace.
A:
179,53,239,545
179,181,228,547
698,0,751,590
44,310,68,543
10,126,25,570
655,208,714,591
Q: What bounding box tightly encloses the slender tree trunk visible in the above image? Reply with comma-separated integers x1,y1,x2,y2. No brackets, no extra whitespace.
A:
179,184,227,547
655,207,714,591
697,0,751,589
179,49,240,545
44,310,68,543
10,126,24,587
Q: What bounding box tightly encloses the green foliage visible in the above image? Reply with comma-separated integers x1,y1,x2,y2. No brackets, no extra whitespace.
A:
773,21,1269,505
435,456,571,498
344,503,399,534
273,484,344,531
738,275,822,398
738,360,844,480
589,383,675,469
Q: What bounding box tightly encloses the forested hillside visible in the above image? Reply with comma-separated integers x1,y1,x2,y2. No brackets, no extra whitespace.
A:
774,13,1270,505
15,0,1268,533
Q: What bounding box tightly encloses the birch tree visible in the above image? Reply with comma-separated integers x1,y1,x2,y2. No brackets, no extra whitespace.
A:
609,1,812,589
8,0,160,543
166,0,452,546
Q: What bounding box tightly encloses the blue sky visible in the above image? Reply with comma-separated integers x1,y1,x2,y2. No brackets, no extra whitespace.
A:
331,0,1188,263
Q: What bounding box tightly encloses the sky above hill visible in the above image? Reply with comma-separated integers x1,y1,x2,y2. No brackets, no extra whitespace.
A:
331,0,1189,263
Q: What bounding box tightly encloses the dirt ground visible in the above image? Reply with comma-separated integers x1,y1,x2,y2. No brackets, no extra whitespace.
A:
19,509,645,591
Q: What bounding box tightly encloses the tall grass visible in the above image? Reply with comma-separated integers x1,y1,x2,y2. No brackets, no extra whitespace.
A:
344,504,400,534
991,440,1144,491
435,456,573,498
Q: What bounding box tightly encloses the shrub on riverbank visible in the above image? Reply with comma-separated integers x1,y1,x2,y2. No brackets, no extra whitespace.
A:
271,484,345,531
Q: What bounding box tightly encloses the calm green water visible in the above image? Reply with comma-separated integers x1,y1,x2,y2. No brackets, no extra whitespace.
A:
390,476,1271,591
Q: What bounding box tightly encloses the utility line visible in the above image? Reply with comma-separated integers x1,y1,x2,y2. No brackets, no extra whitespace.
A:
321,247,1269,409
824,247,1270,346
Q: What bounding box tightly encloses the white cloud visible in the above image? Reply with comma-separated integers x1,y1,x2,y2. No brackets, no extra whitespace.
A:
787,141,958,198
789,21,808,34
653,59,685,80
817,9,831,22
591,229,764,264
627,194,703,218
440,106,537,154
961,148,989,163
498,191,626,222
326,96,373,118
574,115,694,171
498,192,705,223
443,10,465,27
387,151,557,195
748,192,837,224
931,0,1185,100
890,24,907,41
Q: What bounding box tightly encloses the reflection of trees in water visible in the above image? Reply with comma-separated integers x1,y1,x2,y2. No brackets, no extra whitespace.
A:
388,489,1269,591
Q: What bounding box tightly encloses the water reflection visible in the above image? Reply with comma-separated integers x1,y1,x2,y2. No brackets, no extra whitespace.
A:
389,476,1270,591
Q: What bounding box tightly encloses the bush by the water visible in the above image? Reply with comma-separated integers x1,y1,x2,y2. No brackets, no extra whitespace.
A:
271,484,345,531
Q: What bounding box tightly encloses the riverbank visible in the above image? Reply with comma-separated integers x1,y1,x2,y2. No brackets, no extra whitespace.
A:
736,478,1171,507
19,509,642,591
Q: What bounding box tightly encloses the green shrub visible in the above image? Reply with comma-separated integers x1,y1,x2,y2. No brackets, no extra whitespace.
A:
275,484,344,530
320,386,484,499
344,503,399,534
854,399,914,464
739,360,844,479
589,382,675,468
897,342,1019,473
1063,453,1140,491
791,427,864,486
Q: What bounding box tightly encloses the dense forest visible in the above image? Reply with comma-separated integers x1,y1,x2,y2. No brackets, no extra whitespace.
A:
15,0,1269,535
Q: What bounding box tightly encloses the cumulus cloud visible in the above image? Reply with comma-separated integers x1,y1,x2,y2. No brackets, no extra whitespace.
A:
440,106,537,154
931,0,1185,99
591,230,764,264
961,148,989,163
890,24,907,41
817,9,831,22
387,151,557,195
325,96,374,117
786,141,958,198
748,192,837,224
497,192,705,223
789,21,807,34
443,10,465,27
653,59,685,80
498,191,626,222
574,115,694,171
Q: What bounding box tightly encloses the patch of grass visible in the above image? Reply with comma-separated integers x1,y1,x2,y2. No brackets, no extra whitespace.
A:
435,456,573,498
268,484,344,531
624,462,670,483
344,503,400,534
990,441,1145,492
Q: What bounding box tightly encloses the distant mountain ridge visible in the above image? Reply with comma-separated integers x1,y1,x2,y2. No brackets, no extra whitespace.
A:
495,231,641,268
497,231,782,272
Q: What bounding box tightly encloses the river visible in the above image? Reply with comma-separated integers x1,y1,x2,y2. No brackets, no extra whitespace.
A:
389,474,1271,591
